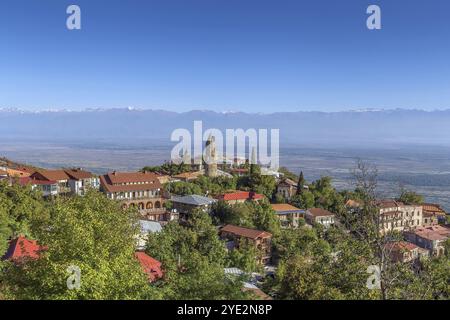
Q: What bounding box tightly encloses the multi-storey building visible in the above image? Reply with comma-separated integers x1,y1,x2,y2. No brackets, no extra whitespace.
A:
220,224,272,265
99,171,167,221
376,200,423,234
404,225,450,257
30,168,98,196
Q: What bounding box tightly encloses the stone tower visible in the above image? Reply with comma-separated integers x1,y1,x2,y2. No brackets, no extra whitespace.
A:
204,135,218,177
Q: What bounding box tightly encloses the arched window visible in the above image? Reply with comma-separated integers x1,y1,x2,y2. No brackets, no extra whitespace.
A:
146,202,153,209
155,201,161,209
138,202,145,210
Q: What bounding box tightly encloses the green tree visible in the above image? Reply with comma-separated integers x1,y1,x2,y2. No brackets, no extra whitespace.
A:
290,190,315,209
296,171,305,195
146,210,248,299
1,190,158,300
397,189,424,205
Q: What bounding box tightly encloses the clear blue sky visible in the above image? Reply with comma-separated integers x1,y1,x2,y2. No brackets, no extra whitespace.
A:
1,0,449,112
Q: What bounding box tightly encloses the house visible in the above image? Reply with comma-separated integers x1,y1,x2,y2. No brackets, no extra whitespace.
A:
30,168,98,196
134,251,164,282
4,167,34,178
421,203,447,225
18,177,58,197
305,208,335,228
404,225,450,257
170,194,217,218
271,203,305,227
220,224,272,265
2,236,43,262
30,170,71,194
276,178,297,200
384,241,429,263
376,200,423,234
99,171,168,221
216,191,264,204
64,168,99,196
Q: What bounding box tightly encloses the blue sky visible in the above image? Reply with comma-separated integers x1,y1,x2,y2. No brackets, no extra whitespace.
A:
0,0,449,112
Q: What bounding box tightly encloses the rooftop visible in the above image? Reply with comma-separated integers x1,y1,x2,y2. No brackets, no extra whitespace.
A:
171,194,217,206
412,225,450,241
2,236,43,261
307,208,335,217
271,203,304,214
221,224,272,240
135,251,163,282
217,191,264,201
100,171,162,193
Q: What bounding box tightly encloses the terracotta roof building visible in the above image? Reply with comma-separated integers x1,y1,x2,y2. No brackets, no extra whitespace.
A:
216,191,264,204
375,199,423,234
404,225,450,257
305,208,336,228
30,168,98,196
2,236,43,262
384,241,429,263
18,177,58,196
135,251,164,282
421,203,447,226
271,203,305,228
100,171,168,221
220,225,272,264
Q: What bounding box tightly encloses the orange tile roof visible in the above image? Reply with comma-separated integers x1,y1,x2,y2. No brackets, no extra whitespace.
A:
64,169,93,180
100,171,162,193
2,236,43,261
271,203,302,212
217,191,264,201
135,251,163,282
33,170,70,181
307,208,335,217
412,225,450,241
221,224,272,239
421,203,446,215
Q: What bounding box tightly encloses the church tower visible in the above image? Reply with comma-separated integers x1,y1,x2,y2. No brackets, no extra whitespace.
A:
204,135,218,177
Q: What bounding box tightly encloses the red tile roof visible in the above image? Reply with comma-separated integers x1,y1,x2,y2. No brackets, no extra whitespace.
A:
2,236,43,261
135,252,163,282
421,203,447,216
412,225,450,241
217,191,264,201
271,203,302,212
32,170,70,181
18,177,57,186
100,171,162,193
375,200,404,209
220,224,272,239
64,169,94,180
307,208,335,217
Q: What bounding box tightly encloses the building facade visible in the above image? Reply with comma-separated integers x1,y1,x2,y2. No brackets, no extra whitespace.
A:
100,171,167,221
305,208,335,228
271,203,305,228
220,224,272,265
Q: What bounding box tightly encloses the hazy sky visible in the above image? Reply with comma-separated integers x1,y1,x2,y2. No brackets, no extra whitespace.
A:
1,0,449,112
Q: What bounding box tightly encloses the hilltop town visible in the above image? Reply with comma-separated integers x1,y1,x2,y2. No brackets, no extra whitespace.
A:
0,146,449,300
